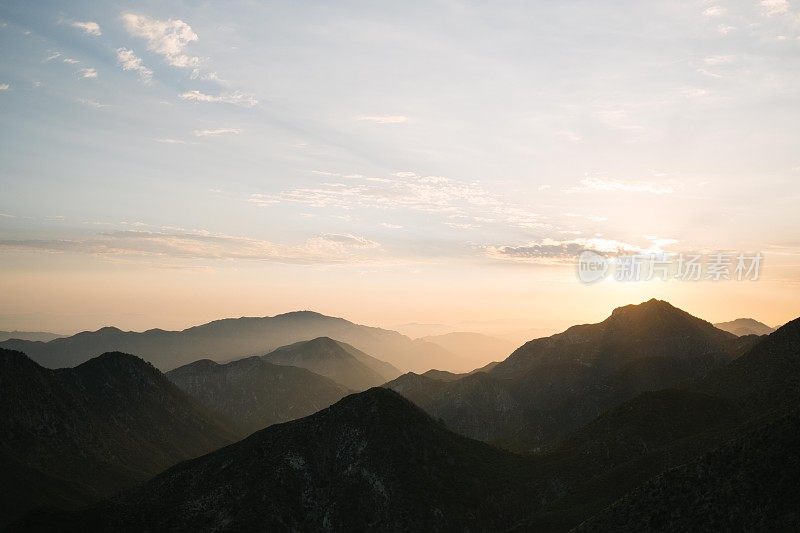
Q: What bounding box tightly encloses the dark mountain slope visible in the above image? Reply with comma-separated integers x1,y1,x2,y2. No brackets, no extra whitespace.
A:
699,316,800,411
0,349,236,527
166,356,350,435
575,407,800,532
0,311,460,373
263,336,400,390
714,317,775,336
389,300,747,450
26,389,543,532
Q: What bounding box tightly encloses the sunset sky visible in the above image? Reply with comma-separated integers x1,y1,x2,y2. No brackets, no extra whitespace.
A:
1,1,799,334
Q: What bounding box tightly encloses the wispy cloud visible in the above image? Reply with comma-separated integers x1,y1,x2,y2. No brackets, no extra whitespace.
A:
63,58,79,64
703,6,726,17
79,67,97,79
154,138,187,144
78,99,110,108
179,90,257,107
116,48,153,83
485,237,644,263
44,51,61,62
193,128,242,137
70,21,101,36
0,229,384,265
760,0,789,16
0,213,15,218
358,115,409,124
563,176,677,195
122,13,200,68
0,83,9,92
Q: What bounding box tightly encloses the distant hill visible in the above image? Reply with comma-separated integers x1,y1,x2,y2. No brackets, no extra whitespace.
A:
166,356,351,436
0,331,63,343
0,311,464,373
263,337,401,390
25,389,542,531
0,349,236,527
420,332,515,369
714,317,775,336
388,299,751,450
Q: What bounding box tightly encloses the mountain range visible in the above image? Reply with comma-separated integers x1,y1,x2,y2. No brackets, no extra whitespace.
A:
0,331,64,343
0,311,464,373
713,317,776,336
263,336,401,390
386,299,758,450
166,356,351,436
0,349,236,527
5,300,800,531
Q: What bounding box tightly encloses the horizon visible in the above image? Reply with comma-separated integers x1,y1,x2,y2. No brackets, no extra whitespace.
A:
2,1,799,336
0,297,786,339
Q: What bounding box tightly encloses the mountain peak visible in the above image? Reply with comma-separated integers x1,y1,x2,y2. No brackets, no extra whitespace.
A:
610,298,676,317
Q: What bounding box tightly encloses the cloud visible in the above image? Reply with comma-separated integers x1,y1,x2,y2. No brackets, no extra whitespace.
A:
0,83,9,92
116,48,153,83
563,176,676,195
70,21,101,36
179,90,257,107
122,13,200,68
154,138,187,144
0,213,15,218
703,55,736,66
0,229,384,265
380,222,403,229
78,99,110,108
193,128,242,137
703,6,726,17
717,24,736,35
760,0,789,16
44,52,61,62
63,58,79,64
485,237,643,263
358,115,409,124
79,68,98,79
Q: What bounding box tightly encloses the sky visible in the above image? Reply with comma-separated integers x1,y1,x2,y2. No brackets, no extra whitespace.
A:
1,0,799,335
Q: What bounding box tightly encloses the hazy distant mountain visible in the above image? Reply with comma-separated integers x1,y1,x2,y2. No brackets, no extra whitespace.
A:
28,389,542,532
714,317,775,336
0,349,236,527
388,299,749,450
166,356,350,436
420,332,515,368
0,331,64,342
263,337,401,390
391,322,455,338
0,311,463,373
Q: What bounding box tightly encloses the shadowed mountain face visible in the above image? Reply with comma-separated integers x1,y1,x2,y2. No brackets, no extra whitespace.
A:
575,407,800,532
27,389,542,532
714,317,775,336
166,356,351,436
387,300,751,450
0,349,237,527
263,337,401,390
0,311,460,373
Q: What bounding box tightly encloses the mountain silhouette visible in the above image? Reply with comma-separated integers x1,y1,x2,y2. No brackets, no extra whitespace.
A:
166,356,351,436
714,317,775,336
0,311,461,373
22,388,541,532
0,331,63,343
0,349,236,527
263,336,401,390
387,299,752,450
